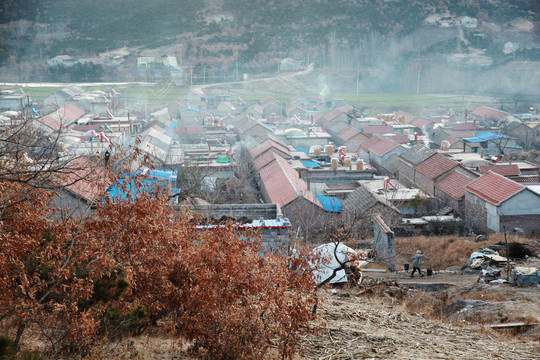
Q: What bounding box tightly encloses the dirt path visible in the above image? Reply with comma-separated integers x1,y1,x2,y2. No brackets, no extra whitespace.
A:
303,289,539,360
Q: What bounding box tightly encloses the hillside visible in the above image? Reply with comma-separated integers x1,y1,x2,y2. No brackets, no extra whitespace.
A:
0,0,539,94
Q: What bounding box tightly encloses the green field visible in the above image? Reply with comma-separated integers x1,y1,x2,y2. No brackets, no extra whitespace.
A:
23,84,190,104
23,84,495,113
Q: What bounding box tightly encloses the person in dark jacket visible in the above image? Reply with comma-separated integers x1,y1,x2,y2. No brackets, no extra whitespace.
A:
411,250,424,277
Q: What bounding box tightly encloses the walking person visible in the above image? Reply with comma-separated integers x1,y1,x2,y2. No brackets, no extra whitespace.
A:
411,250,424,277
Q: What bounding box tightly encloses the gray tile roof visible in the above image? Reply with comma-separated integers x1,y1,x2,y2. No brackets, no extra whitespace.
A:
398,144,436,165
381,154,400,176
341,186,394,212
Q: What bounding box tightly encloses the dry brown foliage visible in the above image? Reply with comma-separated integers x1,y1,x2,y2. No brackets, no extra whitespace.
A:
0,147,319,359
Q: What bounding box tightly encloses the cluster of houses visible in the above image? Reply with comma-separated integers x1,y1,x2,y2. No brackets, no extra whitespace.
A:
2,84,540,248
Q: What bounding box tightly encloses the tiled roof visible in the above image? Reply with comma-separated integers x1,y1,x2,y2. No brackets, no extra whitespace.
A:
411,117,431,129
40,115,62,131
59,104,85,122
465,171,524,205
362,125,395,135
395,110,417,124
447,137,461,146
471,106,509,121
398,144,436,165
380,154,400,175
259,156,321,208
451,131,476,138
250,139,291,160
72,125,101,132
337,127,361,141
341,186,395,212
321,108,344,124
56,157,112,202
387,134,409,144
358,136,383,152
369,139,399,157
479,165,520,177
435,170,475,200
326,120,349,135
414,153,458,180
448,122,481,131
253,151,278,171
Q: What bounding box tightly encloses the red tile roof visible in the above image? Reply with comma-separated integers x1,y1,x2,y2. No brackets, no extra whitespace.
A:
412,117,431,129
321,108,344,125
56,157,112,202
369,139,399,157
253,150,278,171
414,154,458,180
465,171,524,205
250,139,291,160
472,106,509,121
40,115,62,131
385,134,409,144
395,110,417,124
479,164,520,177
337,127,361,141
448,122,481,131
72,125,101,132
362,125,395,135
358,136,383,152
435,170,475,199
59,104,85,122
259,156,321,208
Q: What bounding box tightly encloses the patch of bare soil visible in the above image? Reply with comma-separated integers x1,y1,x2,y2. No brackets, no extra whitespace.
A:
303,286,539,360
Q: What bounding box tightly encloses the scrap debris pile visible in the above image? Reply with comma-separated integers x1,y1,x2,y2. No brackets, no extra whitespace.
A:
466,242,539,287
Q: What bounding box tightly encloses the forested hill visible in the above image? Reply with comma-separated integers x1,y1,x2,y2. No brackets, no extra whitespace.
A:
0,0,538,86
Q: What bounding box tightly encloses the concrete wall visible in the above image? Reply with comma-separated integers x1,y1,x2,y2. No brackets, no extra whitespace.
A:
464,192,489,233
398,159,415,188
413,171,435,194
372,215,395,272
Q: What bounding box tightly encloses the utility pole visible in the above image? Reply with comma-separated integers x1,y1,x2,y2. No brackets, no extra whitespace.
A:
416,67,421,95
356,71,359,96
236,62,239,83
203,67,206,85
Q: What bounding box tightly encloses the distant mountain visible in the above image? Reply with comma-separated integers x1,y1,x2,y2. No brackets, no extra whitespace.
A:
0,0,538,94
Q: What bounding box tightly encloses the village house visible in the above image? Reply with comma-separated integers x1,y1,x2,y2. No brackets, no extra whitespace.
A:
44,85,85,110
256,154,326,241
500,120,535,149
434,168,478,217
413,153,458,195
53,157,112,216
250,138,292,162
471,106,509,127
462,131,521,157
238,120,274,140
341,186,401,239
464,171,540,233
367,139,406,177
0,90,31,112
334,127,370,150
397,144,437,188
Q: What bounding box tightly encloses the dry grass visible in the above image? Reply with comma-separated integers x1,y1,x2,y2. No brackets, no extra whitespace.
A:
395,233,536,270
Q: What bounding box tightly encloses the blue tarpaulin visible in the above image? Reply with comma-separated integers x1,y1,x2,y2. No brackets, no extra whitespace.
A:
302,160,320,168
315,195,342,212
295,146,309,153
